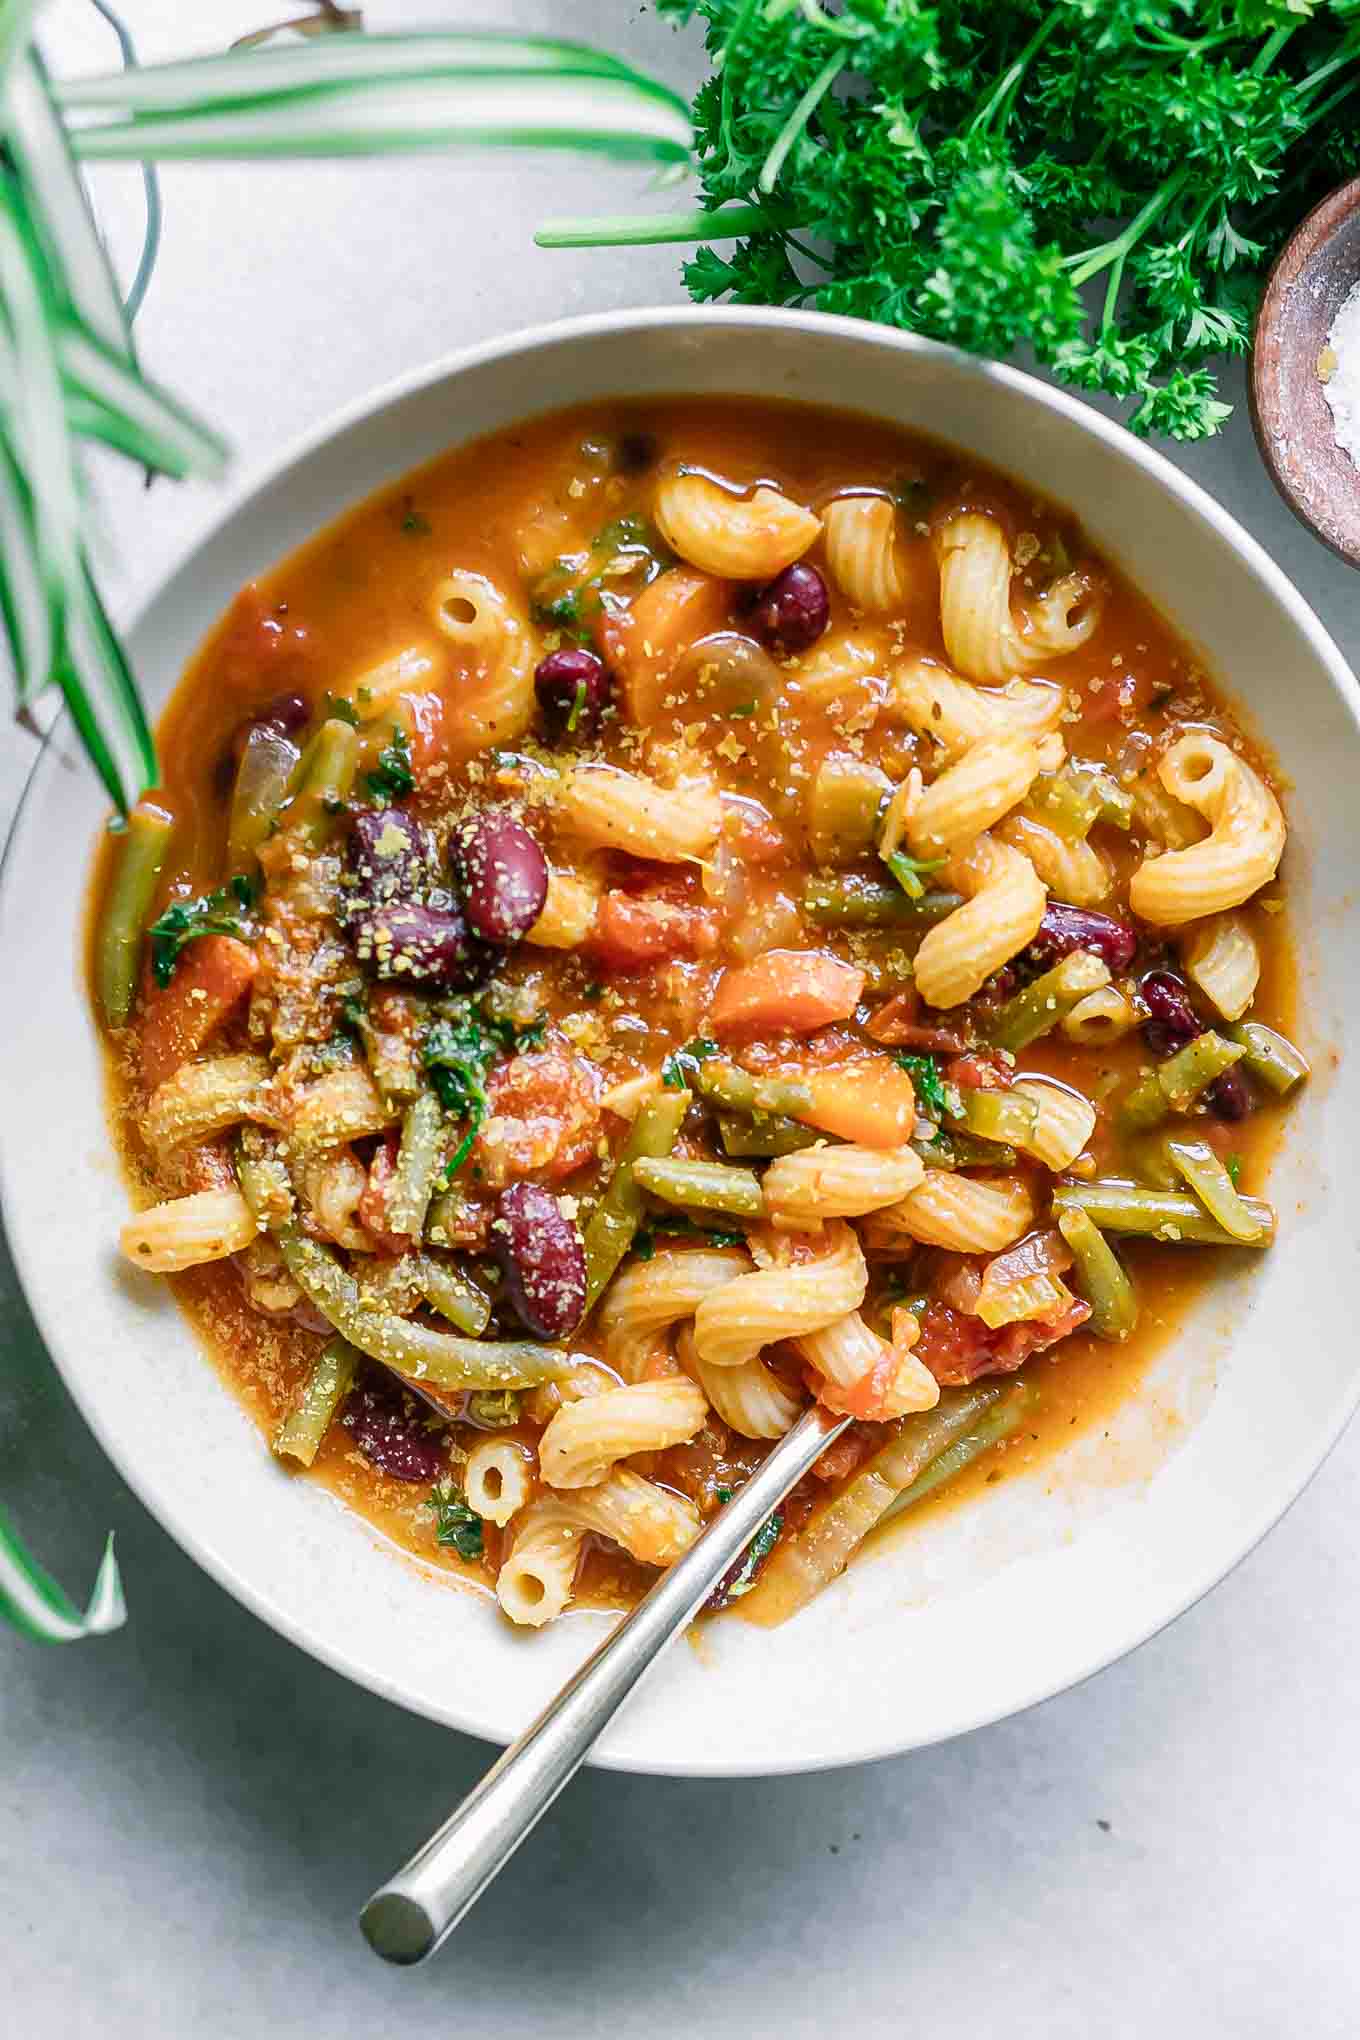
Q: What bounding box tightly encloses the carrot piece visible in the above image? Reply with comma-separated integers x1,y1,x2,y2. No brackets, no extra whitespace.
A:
794,1058,920,1147
709,950,865,1041
608,567,733,724
140,935,259,1089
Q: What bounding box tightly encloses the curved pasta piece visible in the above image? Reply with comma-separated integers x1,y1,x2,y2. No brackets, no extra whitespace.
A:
299,1147,371,1251
571,1467,701,1566
143,1052,272,1160
1180,910,1260,1021
284,1065,396,1158
676,1326,800,1441
496,1499,586,1627
936,513,1101,683
1128,734,1285,926
598,1248,751,1369
905,733,1048,857
823,495,904,612
798,1309,939,1420
693,1220,867,1369
432,569,535,756
556,762,722,864
1012,1078,1097,1172
120,1187,258,1273
654,472,820,580
996,809,1111,906
762,1142,925,1230
913,832,1047,1009
1061,984,1139,1045
465,1437,533,1528
873,1172,1035,1253
890,656,1066,763
537,1376,708,1489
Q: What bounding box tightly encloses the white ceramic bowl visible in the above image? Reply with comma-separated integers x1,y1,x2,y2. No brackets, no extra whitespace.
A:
4,309,1358,1776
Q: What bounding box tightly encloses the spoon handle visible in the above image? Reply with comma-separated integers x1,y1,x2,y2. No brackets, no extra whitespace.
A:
360,1404,847,1965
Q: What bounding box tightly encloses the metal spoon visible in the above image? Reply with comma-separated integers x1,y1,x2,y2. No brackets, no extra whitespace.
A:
360,1404,848,1965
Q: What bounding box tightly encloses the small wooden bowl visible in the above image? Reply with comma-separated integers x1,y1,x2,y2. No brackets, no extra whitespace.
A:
1251,174,1360,569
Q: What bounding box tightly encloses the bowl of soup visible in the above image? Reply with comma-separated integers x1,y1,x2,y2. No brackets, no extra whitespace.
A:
2,309,1356,1774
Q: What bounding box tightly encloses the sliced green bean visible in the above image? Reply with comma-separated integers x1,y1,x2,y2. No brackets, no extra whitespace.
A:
415,1254,492,1336
96,802,174,1026
1225,1019,1310,1096
987,949,1110,1053
879,1383,1037,1527
1057,1206,1139,1339
282,717,358,848
916,1129,1020,1170
583,1087,690,1307
1051,1179,1275,1247
273,1335,359,1467
946,1087,1039,1148
1163,1137,1266,1244
633,1155,764,1218
385,1091,444,1240
1117,1029,1245,1135
692,1058,813,1119
803,873,963,928
227,722,299,873
466,1389,521,1428
806,755,891,866
1030,760,1132,837
718,1111,822,1158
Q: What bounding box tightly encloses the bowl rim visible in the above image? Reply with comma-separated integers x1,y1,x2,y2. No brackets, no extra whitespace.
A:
5,302,1360,1776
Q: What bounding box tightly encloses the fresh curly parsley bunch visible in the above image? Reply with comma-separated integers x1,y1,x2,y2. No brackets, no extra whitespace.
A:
560,0,1360,439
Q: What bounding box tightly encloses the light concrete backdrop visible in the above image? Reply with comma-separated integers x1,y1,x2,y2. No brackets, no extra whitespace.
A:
2,4,1356,2035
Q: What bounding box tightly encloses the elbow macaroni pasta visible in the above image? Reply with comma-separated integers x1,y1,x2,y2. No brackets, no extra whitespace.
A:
537,1376,708,1489
873,1173,1035,1253
557,761,723,864
1180,910,1261,1021
431,569,534,755
1013,1079,1098,1172
913,832,1047,1008
996,808,1111,905
120,1187,259,1273
654,471,820,579
891,656,1066,762
904,733,1050,857
936,513,1101,683
823,495,904,612
762,1142,925,1229
464,1438,533,1528
1129,734,1285,926
692,1221,868,1369
527,866,601,949
677,1327,800,1440
143,1053,272,1160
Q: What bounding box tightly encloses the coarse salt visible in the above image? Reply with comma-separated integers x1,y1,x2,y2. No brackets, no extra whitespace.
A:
1318,278,1360,465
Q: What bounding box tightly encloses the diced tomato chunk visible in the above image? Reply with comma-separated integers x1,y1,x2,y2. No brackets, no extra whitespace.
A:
140,935,258,1089
950,1050,1012,1091
358,1130,408,1255
589,889,721,972
914,1295,1091,1386
475,1048,602,1187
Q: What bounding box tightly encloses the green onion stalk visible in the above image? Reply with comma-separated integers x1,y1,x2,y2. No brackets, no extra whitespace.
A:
0,10,690,1643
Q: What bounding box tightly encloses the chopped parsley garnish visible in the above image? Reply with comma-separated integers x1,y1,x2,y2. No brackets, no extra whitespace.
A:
427,1482,484,1561
1226,1153,1243,1189
148,874,255,988
565,677,589,734
894,1051,947,1120
424,998,546,1178
894,477,931,517
401,506,431,536
637,1212,747,1255
715,1485,734,1505
530,517,673,644
662,1036,718,1089
712,1508,784,1608
365,726,414,805
729,701,758,718
321,691,360,728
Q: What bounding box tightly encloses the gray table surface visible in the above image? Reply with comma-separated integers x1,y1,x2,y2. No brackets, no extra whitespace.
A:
3,4,1357,2034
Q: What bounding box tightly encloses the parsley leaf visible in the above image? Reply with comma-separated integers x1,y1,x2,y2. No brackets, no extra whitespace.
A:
883,845,945,902
894,1050,947,1119
423,998,547,1177
662,1036,718,1088
365,726,414,805
148,875,255,989
321,692,359,728
427,1482,484,1560
710,1505,784,1609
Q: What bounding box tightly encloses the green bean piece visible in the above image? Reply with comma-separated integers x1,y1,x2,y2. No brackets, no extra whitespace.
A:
1125,1135,1182,1192
227,722,300,873
1057,1207,1139,1339
1030,761,1133,837
738,1384,1007,1625
283,717,359,848
466,1389,521,1428
987,949,1110,1053
96,802,175,1026
385,1091,445,1240
1117,1029,1246,1135
879,1383,1037,1527
691,1058,813,1120
425,1185,470,1247
1163,1138,1267,1244
236,1140,563,1387
1225,1020,1310,1096
803,872,963,928
633,1155,764,1218
946,1087,1039,1148
1051,1180,1275,1247
718,1111,822,1158
273,1335,360,1467
806,755,891,866
915,1130,1020,1170
415,1255,492,1336
583,1087,691,1307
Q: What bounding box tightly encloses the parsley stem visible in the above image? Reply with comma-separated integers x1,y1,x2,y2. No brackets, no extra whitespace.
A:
758,51,845,195
970,8,1062,137
535,202,774,248
1064,167,1189,287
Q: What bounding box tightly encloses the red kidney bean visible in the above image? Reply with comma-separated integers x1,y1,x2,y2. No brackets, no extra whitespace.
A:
748,562,830,656
491,1182,587,1340
351,899,498,990
345,806,441,915
617,431,657,474
452,812,549,944
1205,1064,1254,1122
1031,901,1138,974
534,646,611,737
1138,967,1203,1056
341,1374,447,1483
